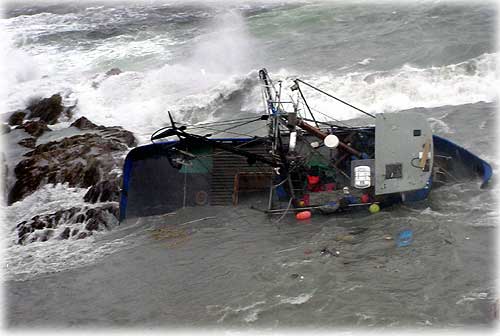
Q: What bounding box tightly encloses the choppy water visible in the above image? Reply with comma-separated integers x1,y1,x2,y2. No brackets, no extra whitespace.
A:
2,0,498,329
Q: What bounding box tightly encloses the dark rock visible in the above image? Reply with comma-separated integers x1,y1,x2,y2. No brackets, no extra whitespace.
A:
18,137,37,149
85,218,99,231
105,68,122,76
1,123,11,134
84,180,121,203
92,68,123,88
16,120,51,137
27,94,64,125
70,116,98,130
31,216,45,230
77,232,89,240
25,91,76,122
16,221,32,242
8,125,135,204
100,126,137,147
82,158,101,187
75,214,85,223
8,110,27,126
15,204,119,244
59,227,71,240
8,157,49,205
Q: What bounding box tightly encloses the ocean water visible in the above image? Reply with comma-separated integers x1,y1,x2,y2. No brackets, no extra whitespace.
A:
2,0,499,329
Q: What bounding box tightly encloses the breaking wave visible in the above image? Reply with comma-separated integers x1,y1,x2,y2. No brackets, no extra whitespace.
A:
75,51,497,142
3,7,497,143
293,52,498,121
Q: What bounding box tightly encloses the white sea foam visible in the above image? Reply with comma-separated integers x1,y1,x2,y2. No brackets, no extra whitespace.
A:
456,291,490,304
355,312,374,321
3,10,259,143
209,299,266,323
1,182,130,280
0,29,42,106
3,183,88,233
79,48,500,141
357,58,374,65
346,284,363,292
420,207,447,217
296,53,498,122
3,5,497,141
279,291,315,305
4,232,129,281
3,184,144,280
427,117,453,134
3,5,498,278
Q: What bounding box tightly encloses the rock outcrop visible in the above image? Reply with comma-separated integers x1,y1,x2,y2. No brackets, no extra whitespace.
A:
15,120,51,137
7,124,136,205
70,116,98,130
105,68,122,76
15,203,119,244
5,92,136,245
8,110,27,126
26,94,65,124
84,179,121,203
92,67,123,89
17,138,36,149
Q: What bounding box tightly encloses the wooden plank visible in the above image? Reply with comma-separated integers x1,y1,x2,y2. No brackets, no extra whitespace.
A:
419,140,431,170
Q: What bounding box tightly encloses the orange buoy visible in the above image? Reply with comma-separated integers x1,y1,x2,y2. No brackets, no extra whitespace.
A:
296,210,312,220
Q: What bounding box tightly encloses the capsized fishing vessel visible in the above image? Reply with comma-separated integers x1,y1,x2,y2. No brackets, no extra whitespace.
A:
119,69,492,221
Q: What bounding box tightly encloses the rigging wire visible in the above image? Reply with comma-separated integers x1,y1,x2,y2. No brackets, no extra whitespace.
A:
273,197,294,224
184,115,260,128
185,123,262,139
301,118,348,129
192,125,272,166
294,79,320,128
206,116,266,138
296,94,353,128
150,115,266,142
240,122,270,137
295,78,376,119
307,105,354,127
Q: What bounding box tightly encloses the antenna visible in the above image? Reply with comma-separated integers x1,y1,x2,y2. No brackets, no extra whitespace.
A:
168,111,177,130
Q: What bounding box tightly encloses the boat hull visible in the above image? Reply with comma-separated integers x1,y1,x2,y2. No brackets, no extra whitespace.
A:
119,135,492,221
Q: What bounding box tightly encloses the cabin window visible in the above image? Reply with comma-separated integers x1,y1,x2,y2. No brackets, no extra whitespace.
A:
413,129,422,136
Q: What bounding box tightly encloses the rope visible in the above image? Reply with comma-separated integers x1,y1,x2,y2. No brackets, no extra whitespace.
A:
273,197,294,224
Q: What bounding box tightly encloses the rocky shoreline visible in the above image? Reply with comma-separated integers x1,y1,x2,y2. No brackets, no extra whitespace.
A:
2,91,137,245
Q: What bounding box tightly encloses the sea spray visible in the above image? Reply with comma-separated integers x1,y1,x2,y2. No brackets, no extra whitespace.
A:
295,53,498,121
3,4,497,139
